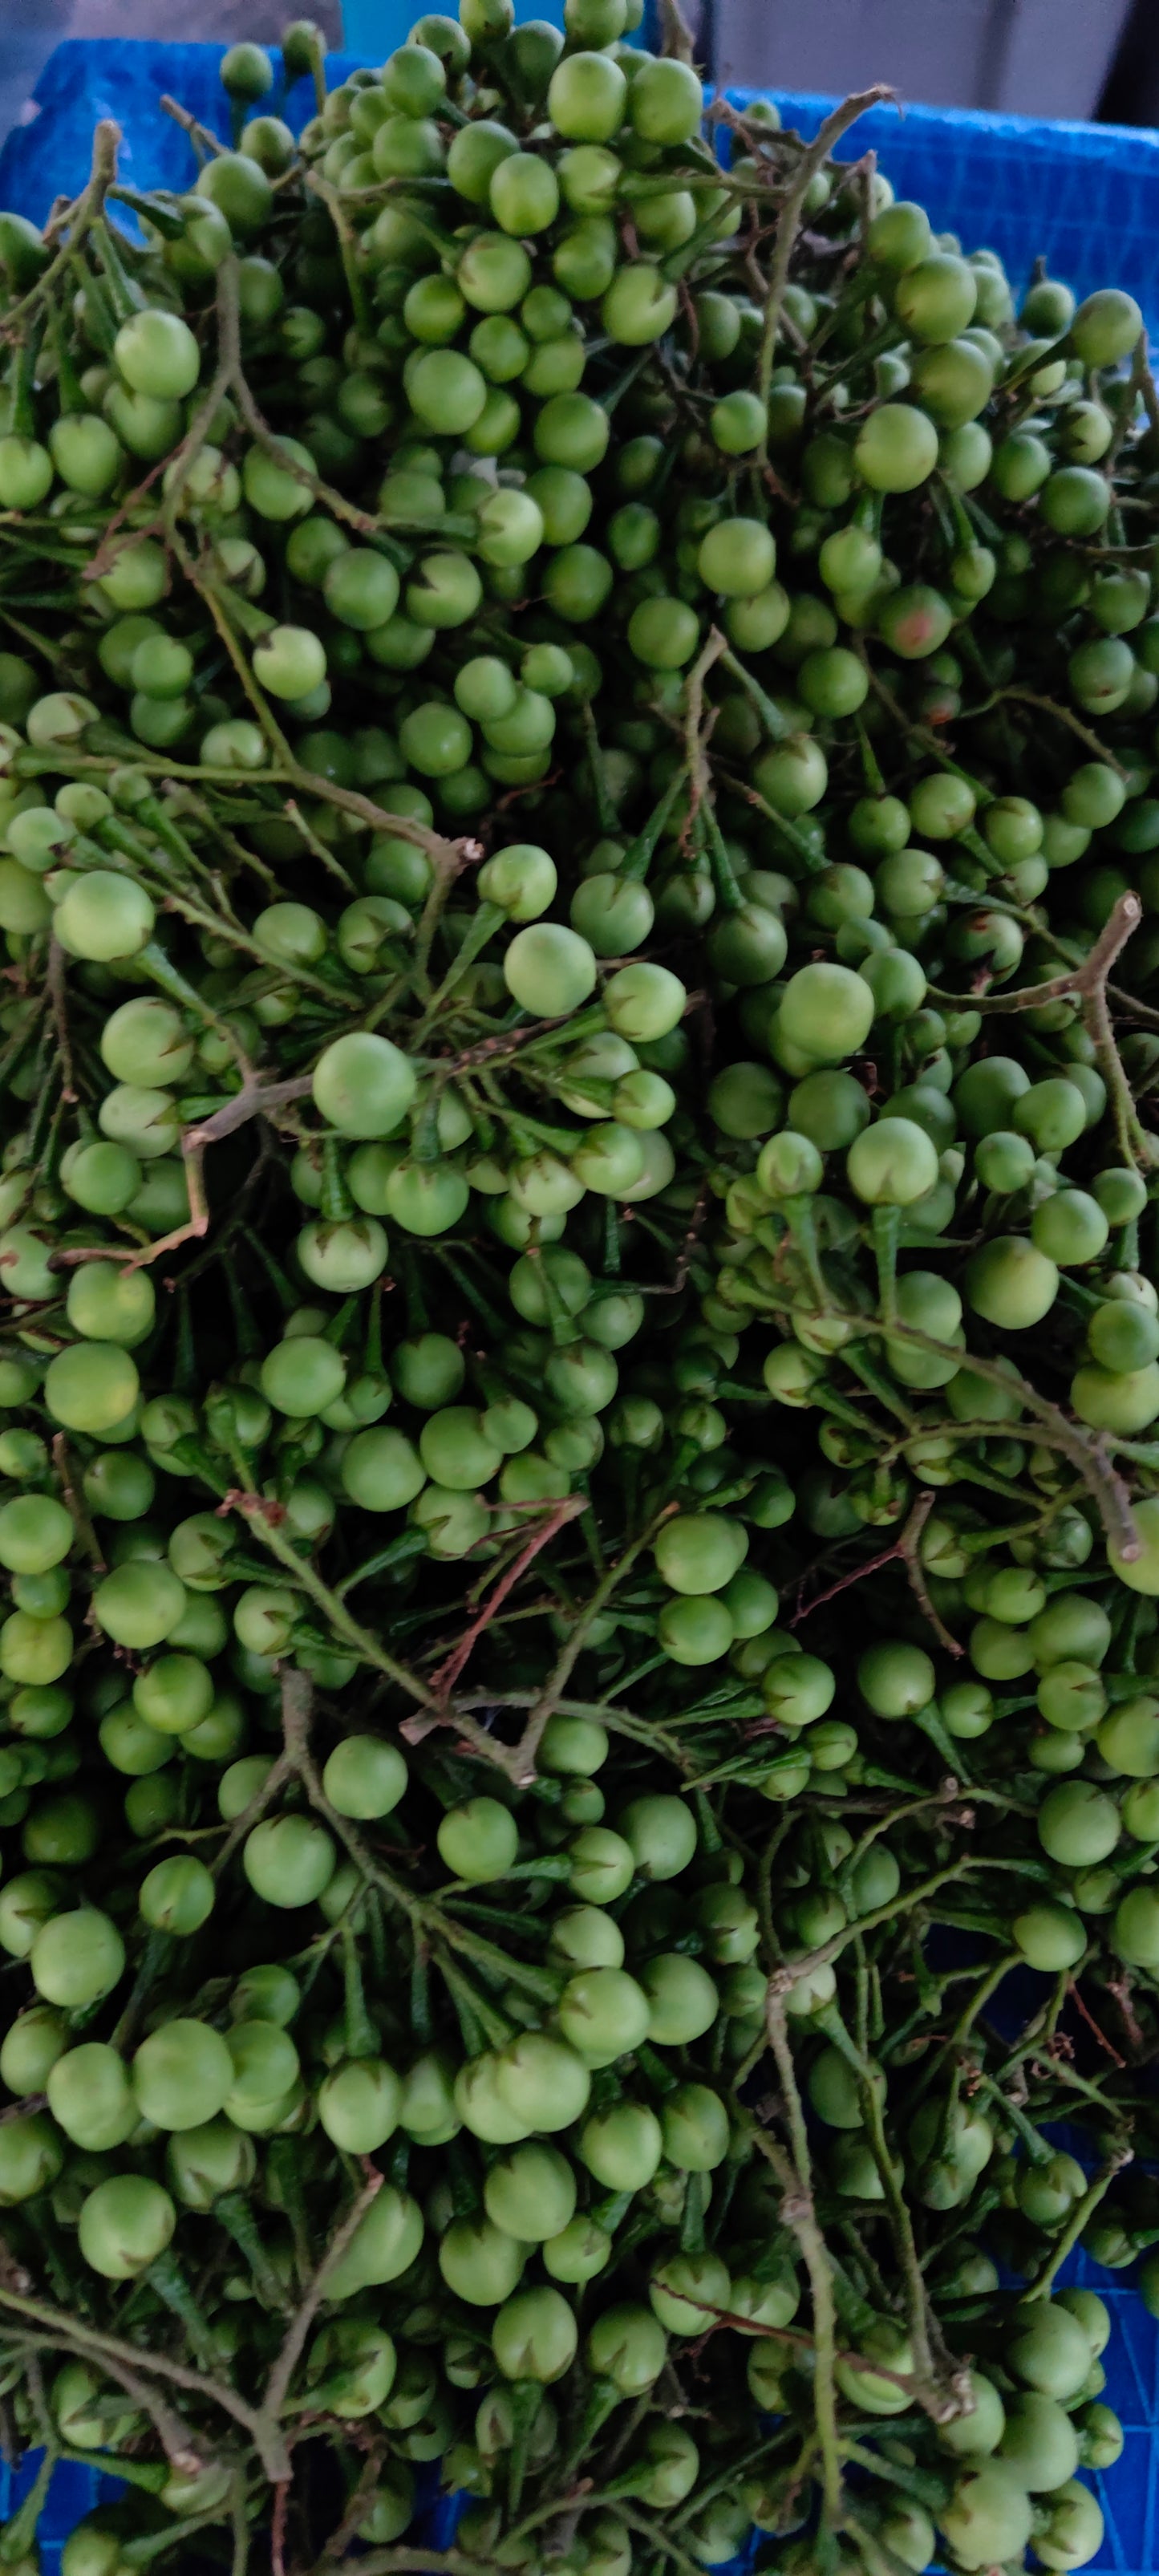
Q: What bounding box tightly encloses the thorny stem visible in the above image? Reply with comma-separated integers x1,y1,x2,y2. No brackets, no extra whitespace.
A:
260,2168,383,2425
506,1508,678,1783
614,2508,711,2576
225,1496,436,1714
681,628,727,843
0,121,121,341
756,89,896,460
282,797,358,894
305,168,370,331
794,1487,962,1657
192,569,299,773
1067,1976,1127,2067
986,896,1146,1107
209,1747,295,1883
229,2468,250,2576
51,1430,105,1570
761,1287,1141,1564
1023,2151,1132,2301
158,92,225,160
344,2555,476,2576
49,1077,312,1272
452,1684,693,1779
928,887,1139,1020
855,2057,957,2415
862,659,988,796
45,936,74,1102
144,260,464,881
768,1852,1027,1990
0,2283,288,2481
11,2333,208,2481
312,2444,390,2571
999,685,1128,775
280,1670,559,2006
903,1948,1020,2109
428,1494,590,1706
161,779,279,896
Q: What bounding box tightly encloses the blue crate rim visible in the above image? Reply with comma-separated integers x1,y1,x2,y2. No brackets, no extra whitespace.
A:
0,29,1157,2572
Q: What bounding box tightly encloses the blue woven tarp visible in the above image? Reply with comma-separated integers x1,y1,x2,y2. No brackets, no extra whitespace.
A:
0,27,1157,2574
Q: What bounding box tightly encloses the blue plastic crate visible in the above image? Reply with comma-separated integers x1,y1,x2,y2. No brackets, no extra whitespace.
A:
0,26,1156,2570
0,2453,124,2576
0,43,350,223
1062,2249,1159,2576
411,2267,1159,2576
339,0,658,61
0,46,1157,337
0,17,648,225
2,2246,1152,2574
721,87,1159,342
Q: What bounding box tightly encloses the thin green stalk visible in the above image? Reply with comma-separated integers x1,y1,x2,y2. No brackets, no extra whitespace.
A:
756,87,895,456
1023,2156,1129,2298
760,1994,842,2528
